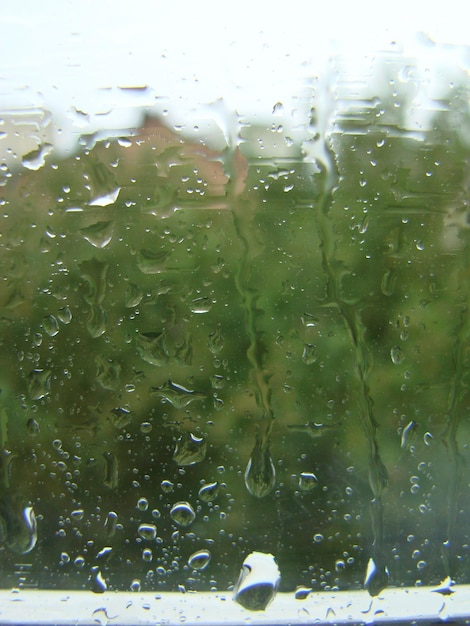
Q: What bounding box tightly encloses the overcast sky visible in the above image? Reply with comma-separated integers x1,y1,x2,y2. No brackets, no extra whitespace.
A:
1,0,470,148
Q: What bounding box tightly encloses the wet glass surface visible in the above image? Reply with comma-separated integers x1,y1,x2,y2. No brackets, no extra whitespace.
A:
0,15,469,603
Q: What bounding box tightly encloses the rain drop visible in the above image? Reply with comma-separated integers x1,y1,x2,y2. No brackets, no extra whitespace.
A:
198,482,219,503
80,220,114,248
390,345,404,365
173,433,207,466
169,501,196,527
151,380,206,408
188,549,211,570
42,314,59,337
137,524,157,541
298,472,318,492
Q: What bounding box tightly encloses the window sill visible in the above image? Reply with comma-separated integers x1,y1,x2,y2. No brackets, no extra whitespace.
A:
0,584,467,625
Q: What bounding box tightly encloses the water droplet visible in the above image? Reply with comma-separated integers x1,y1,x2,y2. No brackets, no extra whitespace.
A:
244,424,276,498
27,368,51,400
124,282,143,308
42,314,59,337
298,472,318,491
294,586,312,600
188,549,211,570
151,380,206,408
233,552,280,611
91,567,107,593
27,418,40,436
136,249,170,274
140,422,152,434
198,482,219,502
169,501,196,527
103,452,118,489
130,578,141,592
335,559,346,572
313,533,324,543
301,312,319,327
401,420,418,449
287,421,338,439
390,345,404,365
142,548,153,562
0,497,37,554
161,480,174,493
381,269,396,296
95,355,121,390
136,332,169,366
88,187,120,207
80,220,114,248
71,509,84,521
96,547,112,560
79,258,108,305
137,524,157,541
423,431,433,446
190,296,212,314
210,374,225,389
22,144,53,170
57,306,72,324
208,327,224,354
173,433,207,466
364,557,389,597
104,511,118,538
136,497,149,512
86,304,107,338
301,344,317,365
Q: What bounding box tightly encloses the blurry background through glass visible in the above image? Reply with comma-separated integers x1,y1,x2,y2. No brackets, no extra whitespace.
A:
0,0,470,599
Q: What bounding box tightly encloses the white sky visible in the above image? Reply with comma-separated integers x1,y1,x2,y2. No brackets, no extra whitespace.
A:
1,0,470,149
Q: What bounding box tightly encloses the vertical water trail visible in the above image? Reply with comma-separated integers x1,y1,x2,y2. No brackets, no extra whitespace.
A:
225,142,276,497
310,76,389,594
441,248,469,578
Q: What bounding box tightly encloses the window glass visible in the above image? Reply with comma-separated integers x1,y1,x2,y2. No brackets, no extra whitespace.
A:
0,0,469,614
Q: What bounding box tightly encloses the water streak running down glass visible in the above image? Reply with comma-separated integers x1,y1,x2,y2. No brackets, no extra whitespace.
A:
0,30,469,622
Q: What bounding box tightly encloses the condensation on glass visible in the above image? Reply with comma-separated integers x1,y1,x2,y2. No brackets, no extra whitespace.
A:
0,43,469,608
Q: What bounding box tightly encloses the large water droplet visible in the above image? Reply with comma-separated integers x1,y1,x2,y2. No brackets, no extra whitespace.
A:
88,187,120,207
57,306,72,324
169,501,196,527
298,472,318,491
190,296,212,314
124,282,143,308
27,369,51,400
104,511,118,538
198,481,219,502
136,249,170,274
79,258,108,305
208,327,224,354
42,314,59,337
91,567,107,593
137,524,157,541
22,144,53,170
390,345,405,365
173,433,207,466
86,304,107,338
400,420,418,449
95,355,121,390
233,552,280,611
301,344,317,365
151,380,206,408
364,556,390,597
136,332,169,366
188,549,211,570
0,496,37,554
80,220,114,248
